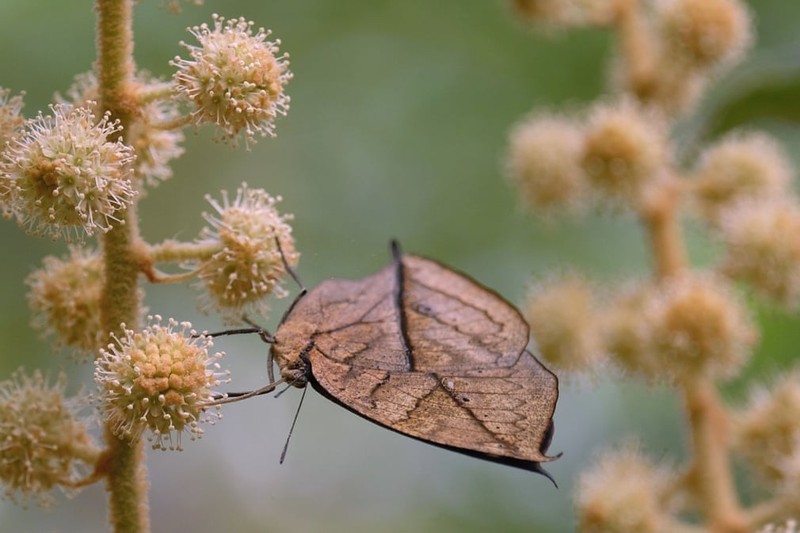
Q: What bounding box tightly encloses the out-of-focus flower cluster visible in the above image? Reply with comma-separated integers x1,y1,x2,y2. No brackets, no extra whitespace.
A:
0,370,98,506
506,0,800,530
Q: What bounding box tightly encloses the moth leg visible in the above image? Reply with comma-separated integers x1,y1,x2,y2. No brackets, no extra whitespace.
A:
240,315,278,383
200,317,278,388
208,378,287,406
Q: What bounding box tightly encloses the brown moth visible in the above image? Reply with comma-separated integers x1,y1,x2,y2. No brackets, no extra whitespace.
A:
267,241,560,481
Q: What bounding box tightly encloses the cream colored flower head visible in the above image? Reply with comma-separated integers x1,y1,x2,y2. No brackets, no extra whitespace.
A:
172,14,292,146
95,316,228,450
1,104,135,241
26,246,105,356
196,183,299,322
60,71,185,188
0,370,97,506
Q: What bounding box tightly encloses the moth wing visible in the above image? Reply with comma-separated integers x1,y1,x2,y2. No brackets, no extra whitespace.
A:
290,253,558,472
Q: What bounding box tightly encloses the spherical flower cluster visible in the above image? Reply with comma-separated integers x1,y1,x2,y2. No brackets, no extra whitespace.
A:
645,273,756,380
656,0,752,70
196,183,299,321
0,87,25,151
604,273,756,382
0,104,136,241
0,87,26,218
95,316,228,450
581,99,667,205
0,370,98,505
577,443,676,533
524,273,602,372
602,284,655,377
718,199,800,309
691,131,793,223
172,14,292,145
734,369,800,489
26,247,105,356
505,114,587,215
61,71,185,188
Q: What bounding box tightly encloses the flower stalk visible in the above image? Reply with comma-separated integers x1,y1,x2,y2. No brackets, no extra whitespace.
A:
96,0,149,531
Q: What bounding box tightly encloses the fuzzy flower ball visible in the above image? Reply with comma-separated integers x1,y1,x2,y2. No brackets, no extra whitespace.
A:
60,71,185,188
735,369,800,489
581,99,667,205
692,131,793,223
718,199,800,309
95,316,228,450
0,370,97,505
604,274,756,382
0,104,135,241
657,0,752,70
0,87,24,152
506,114,587,215
197,183,299,321
524,273,602,372
26,247,105,355
172,14,292,145
577,443,676,533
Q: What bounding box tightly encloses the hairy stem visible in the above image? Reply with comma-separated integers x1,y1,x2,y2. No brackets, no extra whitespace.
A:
149,239,221,263
96,0,150,531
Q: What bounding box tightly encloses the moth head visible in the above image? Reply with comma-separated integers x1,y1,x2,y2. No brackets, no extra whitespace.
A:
278,355,308,388
271,320,315,388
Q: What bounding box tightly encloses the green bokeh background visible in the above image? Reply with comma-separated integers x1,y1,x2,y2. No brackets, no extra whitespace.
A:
1,1,799,531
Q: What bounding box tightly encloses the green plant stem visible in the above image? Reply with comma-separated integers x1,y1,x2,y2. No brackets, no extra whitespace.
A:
96,0,150,531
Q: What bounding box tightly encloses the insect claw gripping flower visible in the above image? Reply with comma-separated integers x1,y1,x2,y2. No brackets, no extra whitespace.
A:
95,316,229,451
172,14,292,146
0,104,136,241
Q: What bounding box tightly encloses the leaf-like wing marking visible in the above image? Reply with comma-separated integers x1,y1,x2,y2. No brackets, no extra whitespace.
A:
280,253,558,471
306,346,558,468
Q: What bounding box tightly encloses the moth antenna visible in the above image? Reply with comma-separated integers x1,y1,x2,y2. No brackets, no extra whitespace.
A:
207,378,287,406
275,236,306,293
279,385,309,464
241,315,276,343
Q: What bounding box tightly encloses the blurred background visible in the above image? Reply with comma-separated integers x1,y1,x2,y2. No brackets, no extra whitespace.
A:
1,0,799,531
